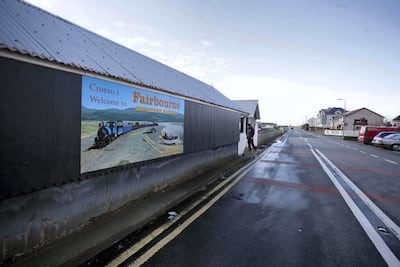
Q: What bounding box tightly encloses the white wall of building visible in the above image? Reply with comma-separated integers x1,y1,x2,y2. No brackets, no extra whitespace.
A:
238,132,247,155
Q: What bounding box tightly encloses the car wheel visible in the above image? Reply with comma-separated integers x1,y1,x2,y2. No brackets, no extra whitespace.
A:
392,144,400,151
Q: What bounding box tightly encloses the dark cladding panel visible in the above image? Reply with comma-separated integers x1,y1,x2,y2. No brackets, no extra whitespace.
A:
0,58,81,199
184,101,240,153
1,58,52,195
53,70,81,184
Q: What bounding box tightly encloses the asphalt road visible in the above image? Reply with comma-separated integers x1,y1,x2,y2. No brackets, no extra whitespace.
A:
128,129,400,267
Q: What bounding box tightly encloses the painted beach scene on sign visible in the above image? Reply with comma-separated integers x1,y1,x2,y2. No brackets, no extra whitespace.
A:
81,75,185,173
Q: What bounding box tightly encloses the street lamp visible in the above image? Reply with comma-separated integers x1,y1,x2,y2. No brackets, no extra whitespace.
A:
337,98,346,138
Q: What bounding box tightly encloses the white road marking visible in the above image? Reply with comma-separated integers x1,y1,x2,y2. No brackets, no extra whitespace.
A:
384,159,398,165
371,154,379,158
300,137,313,149
311,149,400,267
360,151,367,154
352,148,358,151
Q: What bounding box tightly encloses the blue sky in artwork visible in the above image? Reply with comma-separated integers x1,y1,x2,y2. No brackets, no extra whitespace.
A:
82,76,185,114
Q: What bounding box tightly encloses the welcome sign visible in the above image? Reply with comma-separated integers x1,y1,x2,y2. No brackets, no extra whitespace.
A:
80,75,185,173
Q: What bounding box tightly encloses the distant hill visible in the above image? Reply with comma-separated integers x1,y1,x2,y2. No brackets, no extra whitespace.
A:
81,106,184,122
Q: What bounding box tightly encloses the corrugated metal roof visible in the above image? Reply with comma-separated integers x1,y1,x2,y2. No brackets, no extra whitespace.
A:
0,0,244,112
233,100,260,119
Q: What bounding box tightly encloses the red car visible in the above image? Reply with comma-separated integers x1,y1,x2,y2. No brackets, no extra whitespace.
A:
358,126,400,144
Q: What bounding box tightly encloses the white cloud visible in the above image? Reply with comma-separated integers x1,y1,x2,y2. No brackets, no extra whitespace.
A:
213,73,399,124
118,37,232,84
95,28,113,39
200,39,214,47
113,21,126,28
26,0,56,9
91,27,231,87
213,75,344,124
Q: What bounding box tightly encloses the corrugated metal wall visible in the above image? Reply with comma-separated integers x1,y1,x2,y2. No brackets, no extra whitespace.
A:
0,57,240,200
1,57,81,199
184,101,240,153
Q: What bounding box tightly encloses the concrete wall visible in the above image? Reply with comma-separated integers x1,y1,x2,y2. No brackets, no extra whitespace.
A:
324,129,359,137
257,129,283,147
0,143,238,262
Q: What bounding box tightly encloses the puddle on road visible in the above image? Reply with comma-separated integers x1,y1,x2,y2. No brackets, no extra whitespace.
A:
242,142,310,211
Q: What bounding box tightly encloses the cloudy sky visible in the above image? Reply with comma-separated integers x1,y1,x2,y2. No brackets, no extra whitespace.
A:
27,0,399,125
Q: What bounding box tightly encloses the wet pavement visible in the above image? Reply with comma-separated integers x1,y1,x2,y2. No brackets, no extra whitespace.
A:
134,129,399,266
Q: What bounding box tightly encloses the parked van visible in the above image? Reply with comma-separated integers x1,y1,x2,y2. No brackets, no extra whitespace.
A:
358,126,400,144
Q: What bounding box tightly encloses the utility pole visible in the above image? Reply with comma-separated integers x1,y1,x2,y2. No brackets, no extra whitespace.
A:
337,98,346,138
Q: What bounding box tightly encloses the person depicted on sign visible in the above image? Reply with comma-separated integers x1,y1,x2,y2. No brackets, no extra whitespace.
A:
247,124,257,151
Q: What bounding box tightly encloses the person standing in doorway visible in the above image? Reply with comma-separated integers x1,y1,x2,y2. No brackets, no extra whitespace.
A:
247,124,257,151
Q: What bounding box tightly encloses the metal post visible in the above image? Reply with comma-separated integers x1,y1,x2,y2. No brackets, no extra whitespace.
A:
337,98,346,138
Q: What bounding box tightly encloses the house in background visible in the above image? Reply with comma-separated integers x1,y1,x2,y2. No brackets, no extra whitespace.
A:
233,100,261,154
334,107,385,132
316,107,346,128
392,115,400,127
307,117,317,127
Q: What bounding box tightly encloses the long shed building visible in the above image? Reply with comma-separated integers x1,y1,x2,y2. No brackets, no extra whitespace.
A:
0,0,249,262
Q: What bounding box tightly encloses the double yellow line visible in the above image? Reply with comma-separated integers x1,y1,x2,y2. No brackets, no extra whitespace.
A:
107,150,267,267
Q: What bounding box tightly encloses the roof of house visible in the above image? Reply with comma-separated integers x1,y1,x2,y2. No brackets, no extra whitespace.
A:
393,115,400,121
345,107,384,118
233,100,260,119
319,107,345,115
0,0,244,113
